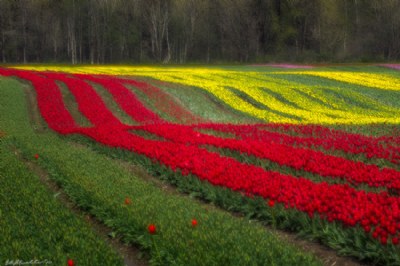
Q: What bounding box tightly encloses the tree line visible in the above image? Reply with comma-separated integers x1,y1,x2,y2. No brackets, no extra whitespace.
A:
1,0,399,64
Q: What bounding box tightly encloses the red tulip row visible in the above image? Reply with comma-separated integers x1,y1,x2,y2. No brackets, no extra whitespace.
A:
195,123,400,164
41,72,124,128
0,68,78,133
74,74,163,124
131,124,400,191
2,67,400,245
265,123,400,150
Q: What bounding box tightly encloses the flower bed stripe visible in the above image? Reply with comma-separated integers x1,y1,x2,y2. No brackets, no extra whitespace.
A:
197,123,400,164
1,69,78,133
42,72,124,128
134,124,400,191
75,74,164,124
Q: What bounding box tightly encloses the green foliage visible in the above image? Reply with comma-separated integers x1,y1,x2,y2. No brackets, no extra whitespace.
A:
0,141,123,266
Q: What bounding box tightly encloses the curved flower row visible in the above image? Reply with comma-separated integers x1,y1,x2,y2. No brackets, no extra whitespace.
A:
74,74,163,124
41,72,124,128
290,71,400,91
2,67,400,245
0,68,78,133
133,124,400,191
196,123,400,164
211,72,398,122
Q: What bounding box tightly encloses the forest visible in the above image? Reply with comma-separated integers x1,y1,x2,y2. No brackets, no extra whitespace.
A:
1,0,400,64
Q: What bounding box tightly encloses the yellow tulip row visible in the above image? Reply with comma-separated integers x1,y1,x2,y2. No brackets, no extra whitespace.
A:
289,71,400,91
10,65,400,124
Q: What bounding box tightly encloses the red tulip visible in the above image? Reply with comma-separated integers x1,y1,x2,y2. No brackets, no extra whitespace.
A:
124,197,132,205
148,224,156,234
67,259,74,266
192,219,198,227
392,237,399,245
268,200,275,207
34,154,39,160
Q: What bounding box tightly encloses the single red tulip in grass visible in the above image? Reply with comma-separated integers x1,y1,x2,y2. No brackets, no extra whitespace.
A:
67,259,74,266
192,219,198,227
124,197,131,205
148,224,156,234
34,154,39,160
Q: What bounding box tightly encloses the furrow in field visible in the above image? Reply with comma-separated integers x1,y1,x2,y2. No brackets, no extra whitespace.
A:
54,81,93,127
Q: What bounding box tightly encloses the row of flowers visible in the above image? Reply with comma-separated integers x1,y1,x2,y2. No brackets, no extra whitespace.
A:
195,123,400,164
41,72,125,128
288,71,400,92
132,123,400,191
74,74,163,124
2,67,400,245
0,68,78,133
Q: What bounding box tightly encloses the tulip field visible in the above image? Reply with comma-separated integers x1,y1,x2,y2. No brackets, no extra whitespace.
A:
1,64,400,265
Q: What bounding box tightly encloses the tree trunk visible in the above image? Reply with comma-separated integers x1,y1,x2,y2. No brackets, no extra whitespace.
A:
22,7,27,63
1,31,6,63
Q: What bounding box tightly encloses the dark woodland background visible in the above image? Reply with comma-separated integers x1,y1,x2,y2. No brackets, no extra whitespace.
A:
1,0,400,64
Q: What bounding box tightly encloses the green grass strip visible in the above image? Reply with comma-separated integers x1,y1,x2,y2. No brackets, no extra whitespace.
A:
0,141,123,266
150,79,261,124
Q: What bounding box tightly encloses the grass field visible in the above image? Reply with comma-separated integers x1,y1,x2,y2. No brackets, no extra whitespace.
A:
1,64,400,265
